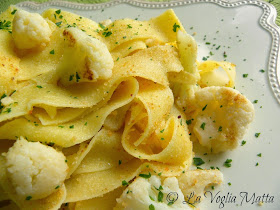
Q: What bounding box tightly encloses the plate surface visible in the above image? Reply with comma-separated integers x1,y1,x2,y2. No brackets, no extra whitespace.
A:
15,0,280,209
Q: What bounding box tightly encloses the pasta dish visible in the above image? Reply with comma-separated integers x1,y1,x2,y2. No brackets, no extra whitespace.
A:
0,6,254,210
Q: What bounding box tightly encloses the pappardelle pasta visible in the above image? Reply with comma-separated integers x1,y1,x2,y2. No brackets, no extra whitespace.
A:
0,6,254,209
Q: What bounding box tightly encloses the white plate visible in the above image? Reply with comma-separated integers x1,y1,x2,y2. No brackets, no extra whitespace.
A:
16,0,280,209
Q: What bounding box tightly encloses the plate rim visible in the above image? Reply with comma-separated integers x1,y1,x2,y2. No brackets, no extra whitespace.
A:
16,0,280,104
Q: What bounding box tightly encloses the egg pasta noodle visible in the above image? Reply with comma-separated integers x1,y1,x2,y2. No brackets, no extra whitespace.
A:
0,6,254,210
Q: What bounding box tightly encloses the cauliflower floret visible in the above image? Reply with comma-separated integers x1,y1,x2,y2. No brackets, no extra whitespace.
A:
188,87,254,153
61,27,113,84
12,9,52,49
4,137,68,200
0,96,14,106
115,175,191,210
177,170,223,204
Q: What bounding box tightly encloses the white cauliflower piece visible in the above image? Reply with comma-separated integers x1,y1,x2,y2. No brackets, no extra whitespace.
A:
177,170,223,204
115,175,191,210
0,96,14,106
61,27,113,84
12,9,52,49
188,87,254,153
5,137,68,200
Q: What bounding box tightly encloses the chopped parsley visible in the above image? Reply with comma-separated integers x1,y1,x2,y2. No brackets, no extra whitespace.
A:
154,185,163,191
122,180,128,186
255,133,261,138
160,129,165,133
173,23,180,32
55,9,61,14
228,182,232,186
168,202,174,206
36,85,43,88
218,126,222,132
127,24,132,28
223,51,227,58
55,185,60,189
10,90,16,96
257,153,262,157
139,172,151,179
99,23,106,29
55,21,62,27
193,157,205,166
118,160,122,165
11,9,17,15
224,159,232,168
1,93,6,99
103,31,112,37
149,195,155,201
50,49,55,55
241,140,246,146
84,122,87,126
69,74,74,81
76,72,81,82
253,100,258,104
158,191,163,202
200,122,206,130
259,69,265,73
186,119,192,125
4,108,11,113
202,104,208,111
149,204,155,210
243,74,248,78
256,162,259,166
206,42,211,45
0,20,12,32
69,125,74,129
25,196,32,200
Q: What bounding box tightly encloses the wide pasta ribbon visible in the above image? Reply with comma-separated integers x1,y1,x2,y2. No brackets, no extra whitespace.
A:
0,77,139,147
122,79,193,166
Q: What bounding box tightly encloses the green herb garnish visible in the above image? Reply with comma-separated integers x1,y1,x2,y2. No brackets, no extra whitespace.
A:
200,122,206,130
173,23,180,32
139,172,151,179
193,157,205,166
224,159,232,168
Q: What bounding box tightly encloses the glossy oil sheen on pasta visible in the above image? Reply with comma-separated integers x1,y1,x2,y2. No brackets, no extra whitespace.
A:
0,6,254,210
